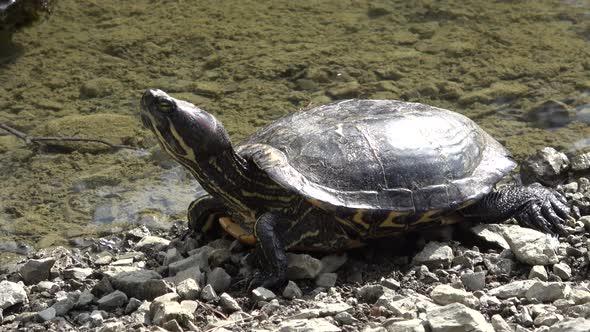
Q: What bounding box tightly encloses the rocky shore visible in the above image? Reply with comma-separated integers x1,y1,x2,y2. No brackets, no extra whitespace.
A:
1,147,590,332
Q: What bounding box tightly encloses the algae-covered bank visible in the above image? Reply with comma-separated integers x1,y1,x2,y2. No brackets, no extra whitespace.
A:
0,0,589,253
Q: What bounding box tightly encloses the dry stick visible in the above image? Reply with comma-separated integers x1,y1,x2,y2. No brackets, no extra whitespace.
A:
0,123,138,150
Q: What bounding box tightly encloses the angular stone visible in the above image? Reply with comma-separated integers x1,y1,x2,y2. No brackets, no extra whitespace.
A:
177,278,200,301
0,280,27,309
51,294,77,316
320,254,347,273
488,280,537,299
282,280,303,299
166,266,204,286
219,292,241,313
529,265,549,281
168,251,209,276
286,253,322,279
334,312,358,325
125,297,143,314
571,152,590,172
206,267,231,292
426,302,493,332
63,267,93,281
356,284,384,304
570,287,590,305
97,290,128,311
200,284,218,302
278,318,341,332
163,248,183,266
150,300,194,326
526,282,568,302
461,272,486,291
412,242,454,269
315,273,338,288
471,224,510,250
548,318,590,332
521,147,569,185
37,307,56,321
252,287,276,302
553,263,572,281
111,270,171,300
491,314,512,332
20,258,55,285
135,236,170,252
384,318,426,332
77,289,94,307
430,284,479,308
501,226,558,265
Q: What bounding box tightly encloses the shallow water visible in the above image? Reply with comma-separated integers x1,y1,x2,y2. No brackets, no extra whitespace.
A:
0,0,589,254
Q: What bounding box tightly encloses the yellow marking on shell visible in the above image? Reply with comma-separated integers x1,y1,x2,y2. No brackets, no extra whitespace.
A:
379,211,408,228
440,212,463,225
352,210,370,229
307,198,326,208
335,216,367,235
240,190,295,202
409,210,442,226
219,217,256,246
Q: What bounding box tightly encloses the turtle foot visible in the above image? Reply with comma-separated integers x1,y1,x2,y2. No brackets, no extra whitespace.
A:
514,183,572,236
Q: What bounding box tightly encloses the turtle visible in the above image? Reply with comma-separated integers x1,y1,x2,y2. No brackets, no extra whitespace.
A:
140,89,573,288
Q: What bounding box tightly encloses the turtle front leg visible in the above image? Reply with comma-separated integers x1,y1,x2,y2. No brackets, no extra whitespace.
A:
185,194,227,240
462,183,573,235
249,212,288,289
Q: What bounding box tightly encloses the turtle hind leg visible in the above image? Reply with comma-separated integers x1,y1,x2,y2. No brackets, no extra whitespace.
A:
185,194,227,241
249,212,288,290
462,183,573,235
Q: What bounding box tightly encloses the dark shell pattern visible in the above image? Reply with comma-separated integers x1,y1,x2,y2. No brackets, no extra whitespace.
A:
238,100,516,213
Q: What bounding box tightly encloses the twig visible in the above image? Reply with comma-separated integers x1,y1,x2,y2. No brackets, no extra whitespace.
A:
0,123,138,150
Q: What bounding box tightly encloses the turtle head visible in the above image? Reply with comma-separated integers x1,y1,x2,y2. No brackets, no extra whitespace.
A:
140,89,231,161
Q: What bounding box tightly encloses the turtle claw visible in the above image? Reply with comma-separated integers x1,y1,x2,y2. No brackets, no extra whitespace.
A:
514,186,571,236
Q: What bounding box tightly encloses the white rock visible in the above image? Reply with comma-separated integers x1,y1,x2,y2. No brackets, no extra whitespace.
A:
548,318,590,332
488,280,537,299
491,314,512,332
64,267,93,280
430,284,479,308
529,265,548,281
384,319,426,332
150,300,194,326
135,236,170,251
219,293,241,312
426,302,493,332
278,318,341,332
471,224,510,249
501,225,558,265
0,280,28,309
176,278,200,301
525,282,568,302
553,263,572,280
412,241,454,268
252,287,276,302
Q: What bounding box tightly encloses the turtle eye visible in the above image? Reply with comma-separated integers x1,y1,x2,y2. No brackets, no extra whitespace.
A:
157,99,174,113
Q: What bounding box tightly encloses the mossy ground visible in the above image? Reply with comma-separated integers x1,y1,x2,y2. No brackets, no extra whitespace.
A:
0,0,588,250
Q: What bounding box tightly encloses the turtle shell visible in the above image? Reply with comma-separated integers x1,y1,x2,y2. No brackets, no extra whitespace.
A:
238,100,516,214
